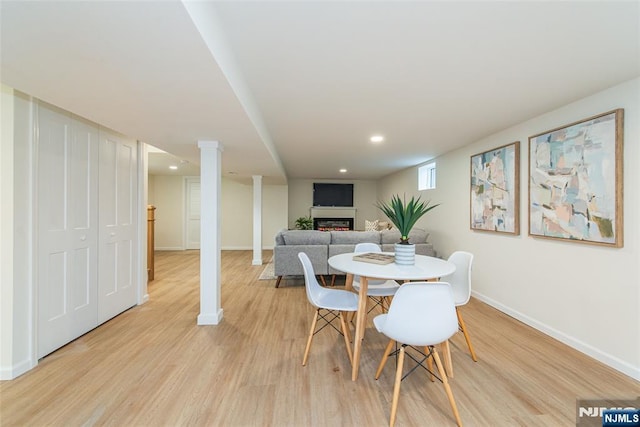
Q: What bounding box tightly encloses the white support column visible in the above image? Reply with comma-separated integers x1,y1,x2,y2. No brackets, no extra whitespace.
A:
197,140,224,325
252,175,263,265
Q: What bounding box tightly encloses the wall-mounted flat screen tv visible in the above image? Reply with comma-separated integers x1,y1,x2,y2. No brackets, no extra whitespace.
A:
313,183,354,207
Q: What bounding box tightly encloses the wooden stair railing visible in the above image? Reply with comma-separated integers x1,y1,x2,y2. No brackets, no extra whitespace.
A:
147,205,156,282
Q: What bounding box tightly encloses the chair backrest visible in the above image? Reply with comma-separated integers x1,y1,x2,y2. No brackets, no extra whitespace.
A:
354,242,381,253
353,242,382,285
441,251,473,306
379,282,458,346
298,252,326,308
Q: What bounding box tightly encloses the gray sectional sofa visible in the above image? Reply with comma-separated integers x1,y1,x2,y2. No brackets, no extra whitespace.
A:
273,228,434,287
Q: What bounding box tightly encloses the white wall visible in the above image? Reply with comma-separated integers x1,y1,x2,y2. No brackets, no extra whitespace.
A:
149,174,288,250
221,177,288,250
150,175,186,250
221,178,253,249
1,84,16,376
379,78,640,380
147,173,156,207
0,87,36,379
288,178,379,230
261,183,289,248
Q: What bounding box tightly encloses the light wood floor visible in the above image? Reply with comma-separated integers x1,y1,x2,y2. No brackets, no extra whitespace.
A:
1,250,638,426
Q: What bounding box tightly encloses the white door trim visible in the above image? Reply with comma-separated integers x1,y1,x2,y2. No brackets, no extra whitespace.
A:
137,142,149,305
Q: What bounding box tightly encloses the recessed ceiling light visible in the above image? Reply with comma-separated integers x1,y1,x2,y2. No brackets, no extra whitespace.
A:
169,165,178,170
339,168,347,173
370,135,384,143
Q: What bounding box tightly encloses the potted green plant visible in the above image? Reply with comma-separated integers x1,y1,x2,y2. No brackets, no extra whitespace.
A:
376,194,439,264
294,215,313,230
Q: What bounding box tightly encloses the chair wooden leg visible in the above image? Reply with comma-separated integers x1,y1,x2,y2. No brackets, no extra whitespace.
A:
375,339,396,379
339,312,354,366
275,276,283,288
302,310,319,366
330,274,336,286
341,311,353,344
440,340,454,378
347,296,370,324
425,347,435,382
389,346,406,427
344,273,354,291
432,348,463,427
318,275,328,286
457,308,478,362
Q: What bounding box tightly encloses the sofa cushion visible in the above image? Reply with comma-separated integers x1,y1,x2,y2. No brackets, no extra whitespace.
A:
330,230,381,244
282,230,331,245
274,245,329,275
381,228,429,244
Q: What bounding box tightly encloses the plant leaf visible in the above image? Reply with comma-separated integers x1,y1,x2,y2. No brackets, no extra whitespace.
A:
375,194,440,242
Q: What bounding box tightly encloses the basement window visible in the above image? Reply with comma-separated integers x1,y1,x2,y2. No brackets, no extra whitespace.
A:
418,162,436,190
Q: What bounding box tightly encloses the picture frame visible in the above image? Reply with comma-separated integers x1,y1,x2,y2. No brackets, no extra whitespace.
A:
528,109,624,247
470,141,520,234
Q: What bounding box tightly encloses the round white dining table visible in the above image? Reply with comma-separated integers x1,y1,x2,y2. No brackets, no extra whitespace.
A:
328,252,456,381
329,252,455,281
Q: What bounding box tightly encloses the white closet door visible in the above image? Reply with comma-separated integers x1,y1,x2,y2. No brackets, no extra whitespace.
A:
98,131,138,323
37,105,99,358
186,178,201,250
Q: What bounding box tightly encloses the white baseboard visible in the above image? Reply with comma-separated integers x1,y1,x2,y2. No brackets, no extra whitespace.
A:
0,357,36,380
197,309,224,325
472,291,640,381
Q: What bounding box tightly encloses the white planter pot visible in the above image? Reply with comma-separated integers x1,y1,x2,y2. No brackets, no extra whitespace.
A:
394,243,415,265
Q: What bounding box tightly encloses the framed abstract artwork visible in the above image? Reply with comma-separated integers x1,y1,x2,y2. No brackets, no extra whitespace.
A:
470,141,520,234
528,109,624,247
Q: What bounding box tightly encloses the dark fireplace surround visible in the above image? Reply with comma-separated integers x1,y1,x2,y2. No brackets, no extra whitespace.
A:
313,217,354,231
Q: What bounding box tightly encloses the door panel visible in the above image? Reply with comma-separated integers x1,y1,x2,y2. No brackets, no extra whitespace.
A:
98,132,137,323
44,251,66,321
37,105,99,358
72,247,92,309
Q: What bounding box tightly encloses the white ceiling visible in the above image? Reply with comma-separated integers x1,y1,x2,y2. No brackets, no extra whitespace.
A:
2,1,639,184
147,149,201,177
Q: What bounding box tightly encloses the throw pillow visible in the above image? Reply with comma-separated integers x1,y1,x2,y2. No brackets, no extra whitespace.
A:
377,221,391,231
365,219,379,231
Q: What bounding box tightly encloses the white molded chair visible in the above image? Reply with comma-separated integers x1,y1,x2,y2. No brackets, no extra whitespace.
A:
298,252,359,366
374,282,463,427
441,251,477,362
352,242,401,314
